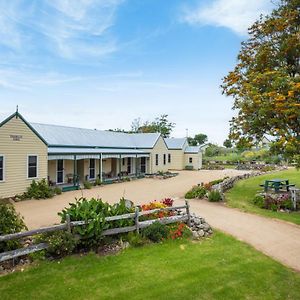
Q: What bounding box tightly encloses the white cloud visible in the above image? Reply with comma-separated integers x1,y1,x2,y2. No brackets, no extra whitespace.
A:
0,0,123,59
181,0,273,35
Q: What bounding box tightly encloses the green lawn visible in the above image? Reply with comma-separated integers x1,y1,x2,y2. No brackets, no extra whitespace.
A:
204,153,241,162
226,168,300,225
1,232,300,300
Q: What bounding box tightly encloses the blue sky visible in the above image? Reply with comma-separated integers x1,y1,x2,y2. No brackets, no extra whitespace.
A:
0,0,274,144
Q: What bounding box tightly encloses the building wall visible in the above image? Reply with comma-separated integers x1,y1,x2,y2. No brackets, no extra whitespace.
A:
168,149,185,170
0,116,48,198
146,137,170,173
184,152,202,170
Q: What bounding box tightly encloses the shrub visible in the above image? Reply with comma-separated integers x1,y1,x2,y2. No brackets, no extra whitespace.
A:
39,231,78,257
0,204,27,252
125,232,147,247
252,195,265,208
58,198,134,249
264,193,293,211
53,187,62,195
209,177,229,186
185,165,194,170
185,186,207,199
83,181,92,189
21,179,54,199
208,190,222,202
142,221,169,243
94,178,102,186
168,223,192,240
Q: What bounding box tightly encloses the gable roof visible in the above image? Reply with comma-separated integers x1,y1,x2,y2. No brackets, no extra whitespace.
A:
164,138,187,150
0,112,48,146
30,122,161,149
184,145,201,154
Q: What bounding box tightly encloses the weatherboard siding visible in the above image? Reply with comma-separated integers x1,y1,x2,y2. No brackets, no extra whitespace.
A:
0,116,48,198
168,149,185,170
146,136,169,173
184,153,202,170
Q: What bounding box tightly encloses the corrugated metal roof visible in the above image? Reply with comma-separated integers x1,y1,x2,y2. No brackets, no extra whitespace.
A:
48,147,149,155
184,146,201,153
31,123,160,149
164,138,187,149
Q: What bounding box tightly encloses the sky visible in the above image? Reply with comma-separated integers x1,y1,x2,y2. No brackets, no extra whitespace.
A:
0,0,274,144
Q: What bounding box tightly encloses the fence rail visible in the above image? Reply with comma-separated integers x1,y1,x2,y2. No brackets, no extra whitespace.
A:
0,201,190,263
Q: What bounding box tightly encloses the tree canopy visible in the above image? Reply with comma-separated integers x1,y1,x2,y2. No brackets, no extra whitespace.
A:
188,133,208,146
130,114,175,138
221,0,300,163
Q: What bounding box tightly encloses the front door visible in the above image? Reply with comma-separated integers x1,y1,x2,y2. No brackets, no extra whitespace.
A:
89,159,95,179
141,157,146,173
57,160,64,184
127,158,131,174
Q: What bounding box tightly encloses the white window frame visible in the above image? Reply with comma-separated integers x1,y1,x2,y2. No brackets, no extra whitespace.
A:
155,154,159,166
27,155,39,180
163,154,166,165
0,155,5,182
168,154,171,164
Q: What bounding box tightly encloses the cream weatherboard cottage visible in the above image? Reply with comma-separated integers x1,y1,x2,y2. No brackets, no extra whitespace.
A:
0,112,202,198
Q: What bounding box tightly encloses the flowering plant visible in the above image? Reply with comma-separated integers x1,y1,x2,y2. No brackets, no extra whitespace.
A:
168,223,191,240
140,199,175,220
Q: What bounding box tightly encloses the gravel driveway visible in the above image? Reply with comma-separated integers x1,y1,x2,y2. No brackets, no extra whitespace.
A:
14,169,300,272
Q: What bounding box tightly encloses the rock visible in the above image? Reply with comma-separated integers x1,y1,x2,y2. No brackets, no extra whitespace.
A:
198,230,205,237
203,223,210,231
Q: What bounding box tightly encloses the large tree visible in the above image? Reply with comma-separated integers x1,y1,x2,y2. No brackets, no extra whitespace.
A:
221,0,300,163
131,114,175,138
188,133,208,146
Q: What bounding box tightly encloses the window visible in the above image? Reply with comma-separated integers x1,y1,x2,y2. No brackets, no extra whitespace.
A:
89,159,95,179
28,155,38,178
155,154,159,166
168,154,171,164
189,157,193,164
122,158,125,166
163,154,166,165
0,156,4,181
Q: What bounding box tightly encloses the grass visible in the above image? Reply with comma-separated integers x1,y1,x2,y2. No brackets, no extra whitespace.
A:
226,168,300,225
204,153,241,162
1,232,300,300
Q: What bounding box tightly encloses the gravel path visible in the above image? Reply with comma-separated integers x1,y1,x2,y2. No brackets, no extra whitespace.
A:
184,199,300,272
14,169,300,271
15,169,245,229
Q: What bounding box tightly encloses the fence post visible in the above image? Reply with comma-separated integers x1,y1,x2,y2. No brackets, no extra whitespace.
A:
66,214,71,233
185,200,191,227
135,206,140,234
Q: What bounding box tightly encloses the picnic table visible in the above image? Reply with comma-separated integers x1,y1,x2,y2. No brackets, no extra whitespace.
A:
260,179,295,193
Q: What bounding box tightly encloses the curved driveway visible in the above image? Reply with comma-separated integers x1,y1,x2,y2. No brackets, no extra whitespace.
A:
14,169,300,271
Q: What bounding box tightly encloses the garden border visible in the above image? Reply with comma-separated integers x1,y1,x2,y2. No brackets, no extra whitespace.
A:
0,201,191,262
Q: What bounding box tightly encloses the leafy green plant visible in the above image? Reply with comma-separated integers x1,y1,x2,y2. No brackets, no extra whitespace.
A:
20,179,54,200
142,221,169,243
94,178,102,186
83,181,92,189
124,232,148,247
251,195,265,208
0,204,27,252
39,231,78,257
185,186,207,199
52,187,62,195
208,190,222,202
58,198,134,249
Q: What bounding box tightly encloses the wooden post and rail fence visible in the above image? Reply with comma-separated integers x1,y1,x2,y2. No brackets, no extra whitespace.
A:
0,201,191,263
